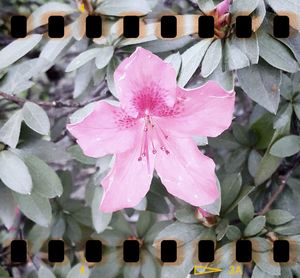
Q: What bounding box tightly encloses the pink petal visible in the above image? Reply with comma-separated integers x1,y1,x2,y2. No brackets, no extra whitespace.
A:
216,0,230,16
67,101,140,158
157,81,235,137
155,137,219,206
114,47,177,118
100,130,155,212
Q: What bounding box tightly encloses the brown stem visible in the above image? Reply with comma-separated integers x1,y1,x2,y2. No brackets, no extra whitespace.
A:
258,153,300,215
258,177,288,215
0,91,108,109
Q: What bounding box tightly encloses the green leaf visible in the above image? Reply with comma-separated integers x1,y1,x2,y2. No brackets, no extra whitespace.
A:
0,185,16,229
251,113,275,150
0,150,32,194
205,63,234,90
74,61,93,98
51,215,66,238
146,191,170,214
20,139,70,164
254,109,290,186
255,154,281,186
273,104,293,130
238,196,254,225
201,39,222,78
232,123,251,146
160,240,196,278
67,145,96,165
66,216,82,242
250,237,272,252
0,111,23,148
38,266,56,278
155,222,203,246
178,39,213,87
91,187,112,233
69,102,95,124
273,222,300,235
175,206,198,224
244,216,266,237
231,34,259,64
210,242,235,268
144,220,173,243
12,192,52,227
266,209,294,225
226,225,241,241
230,0,259,16
66,48,101,72
106,57,120,97
237,61,281,114
90,250,121,278
197,0,215,13
248,149,262,177
96,0,151,16
137,211,156,237
224,39,250,71
270,135,300,158
28,225,50,253
165,52,182,77
0,34,43,70
221,174,242,213
66,264,90,278
216,218,229,241
251,266,277,278
258,31,299,73
22,155,63,198
253,0,266,32
253,252,281,276
141,251,159,278
95,46,114,69
225,147,249,173
39,37,72,62
53,258,71,278
22,102,50,135
224,185,255,214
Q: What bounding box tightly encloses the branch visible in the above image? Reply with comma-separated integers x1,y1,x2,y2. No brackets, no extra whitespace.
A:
258,153,300,215
258,177,288,215
0,91,107,109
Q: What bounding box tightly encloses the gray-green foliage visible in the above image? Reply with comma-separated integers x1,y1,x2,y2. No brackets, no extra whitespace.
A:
0,0,300,277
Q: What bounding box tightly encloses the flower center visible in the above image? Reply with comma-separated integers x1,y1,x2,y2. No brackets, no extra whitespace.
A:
132,86,167,117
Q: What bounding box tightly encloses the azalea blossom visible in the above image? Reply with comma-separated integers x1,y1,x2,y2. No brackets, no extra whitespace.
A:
67,47,235,212
211,0,231,38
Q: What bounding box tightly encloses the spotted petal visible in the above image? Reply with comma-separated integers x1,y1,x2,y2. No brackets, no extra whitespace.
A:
157,81,235,138
114,47,177,118
67,101,140,158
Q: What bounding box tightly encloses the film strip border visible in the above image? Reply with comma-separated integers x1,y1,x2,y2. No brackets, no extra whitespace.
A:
9,239,293,264
10,14,291,39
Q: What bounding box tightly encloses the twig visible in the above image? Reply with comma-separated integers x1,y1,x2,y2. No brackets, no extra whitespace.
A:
258,153,300,215
0,91,108,109
258,177,288,215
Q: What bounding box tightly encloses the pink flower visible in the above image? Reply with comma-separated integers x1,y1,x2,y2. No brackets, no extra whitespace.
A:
67,47,235,212
216,0,230,17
